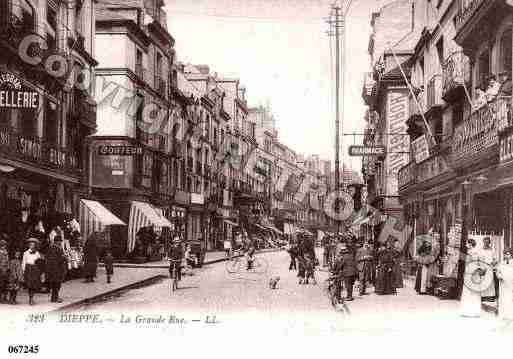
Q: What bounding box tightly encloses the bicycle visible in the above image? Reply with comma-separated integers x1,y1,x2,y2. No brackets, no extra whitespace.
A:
225,250,268,275
169,259,182,293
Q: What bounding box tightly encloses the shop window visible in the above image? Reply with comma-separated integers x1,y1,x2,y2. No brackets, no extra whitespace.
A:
499,29,512,76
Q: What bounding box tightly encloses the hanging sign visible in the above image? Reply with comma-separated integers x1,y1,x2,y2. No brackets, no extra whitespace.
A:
348,145,386,156
411,135,430,163
0,72,39,109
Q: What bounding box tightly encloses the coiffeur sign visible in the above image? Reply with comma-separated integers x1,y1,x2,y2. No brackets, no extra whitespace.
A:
0,72,39,109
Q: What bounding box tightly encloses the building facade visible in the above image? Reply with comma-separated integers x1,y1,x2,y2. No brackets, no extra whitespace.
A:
0,0,98,242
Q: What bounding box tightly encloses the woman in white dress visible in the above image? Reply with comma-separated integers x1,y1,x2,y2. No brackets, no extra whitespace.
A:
496,249,513,320
460,238,482,318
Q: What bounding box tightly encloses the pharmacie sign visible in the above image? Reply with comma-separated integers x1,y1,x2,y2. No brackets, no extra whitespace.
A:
0,72,39,110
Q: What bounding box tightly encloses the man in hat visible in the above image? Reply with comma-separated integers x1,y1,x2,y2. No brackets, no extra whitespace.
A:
45,236,67,303
0,239,9,302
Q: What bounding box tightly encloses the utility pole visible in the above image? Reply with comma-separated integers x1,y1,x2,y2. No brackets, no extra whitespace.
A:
327,4,343,234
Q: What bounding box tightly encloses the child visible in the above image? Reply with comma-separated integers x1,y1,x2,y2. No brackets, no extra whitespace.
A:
104,250,114,284
7,251,22,304
304,254,317,285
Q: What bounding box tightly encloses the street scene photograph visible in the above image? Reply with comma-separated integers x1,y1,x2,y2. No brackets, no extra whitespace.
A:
1,0,513,354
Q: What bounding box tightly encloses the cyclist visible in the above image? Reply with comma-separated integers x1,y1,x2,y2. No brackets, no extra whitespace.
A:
168,238,184,282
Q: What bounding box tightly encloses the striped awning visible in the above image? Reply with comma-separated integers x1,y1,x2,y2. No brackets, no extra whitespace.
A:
127,201,172,253
79,200,125,243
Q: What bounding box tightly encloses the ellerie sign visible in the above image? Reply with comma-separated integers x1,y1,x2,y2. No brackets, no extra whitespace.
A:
348,145,385,156
0,72,39,109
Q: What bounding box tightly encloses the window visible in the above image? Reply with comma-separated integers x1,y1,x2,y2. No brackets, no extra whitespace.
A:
12,0,35,34
477,49,490,89
499,29,512,76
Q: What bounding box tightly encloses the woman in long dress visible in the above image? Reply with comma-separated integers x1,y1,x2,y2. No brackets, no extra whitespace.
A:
22,238,42,305
496,249,513,320
460,238,482,318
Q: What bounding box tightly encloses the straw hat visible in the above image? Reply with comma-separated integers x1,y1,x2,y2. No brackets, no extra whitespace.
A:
26,237,40,244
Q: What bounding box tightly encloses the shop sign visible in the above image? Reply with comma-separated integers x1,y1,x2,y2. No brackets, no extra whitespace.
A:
98,145,143,156
348,145,385,156
190,193,204,205
0,72,39,110
91,140,133,188
452,104,497,165
385,90,409,197
411,135,430,164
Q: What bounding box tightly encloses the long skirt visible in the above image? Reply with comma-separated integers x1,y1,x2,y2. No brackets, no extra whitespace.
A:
393,264,404,289
460,284,481,317
83,261,98,278
24,264,41,290
375,267,385,294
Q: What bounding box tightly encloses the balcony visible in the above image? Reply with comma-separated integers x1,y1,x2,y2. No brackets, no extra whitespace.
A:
442,51,471,102
398,162,416,189
0,125,79,175
452,98,501,168
426,75,444,112
454,0,486,34
416,154,452,184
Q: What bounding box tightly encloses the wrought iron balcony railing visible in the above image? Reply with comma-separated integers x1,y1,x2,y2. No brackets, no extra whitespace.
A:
497,96,513,133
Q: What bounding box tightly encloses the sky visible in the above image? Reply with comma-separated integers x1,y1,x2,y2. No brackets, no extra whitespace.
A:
165,0,393,172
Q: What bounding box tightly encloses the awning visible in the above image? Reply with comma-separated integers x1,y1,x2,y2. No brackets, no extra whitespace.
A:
127,201,172,252
153,207,174,228
79,200,125,243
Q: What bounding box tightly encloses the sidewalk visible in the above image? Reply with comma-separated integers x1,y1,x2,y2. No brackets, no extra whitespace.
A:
0,247,283,314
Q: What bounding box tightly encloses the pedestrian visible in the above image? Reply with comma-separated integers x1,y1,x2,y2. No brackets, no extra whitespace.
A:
340,245,357,301
168,239,183,282
22,238,42,305
104,250,114,284
223,237,232,259
304,253,317,285
376,240,397,295
356,242,373,295
7,250,22,304
45,235,67,303
331,249,344,303
297,254,306,284
460,238,482,317
0,239,9,303
288,239,297,271
83,235,99,283
496,249,513,320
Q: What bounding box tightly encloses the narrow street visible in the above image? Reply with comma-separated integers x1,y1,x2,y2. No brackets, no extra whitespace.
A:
73,250,508,335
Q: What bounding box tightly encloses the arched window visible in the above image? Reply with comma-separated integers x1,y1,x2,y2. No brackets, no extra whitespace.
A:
499,29,512,76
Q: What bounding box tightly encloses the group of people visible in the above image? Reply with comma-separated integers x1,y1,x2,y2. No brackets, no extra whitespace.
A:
321,234,404,303
0,218,115,306
473,71,511,110
286,234,318,285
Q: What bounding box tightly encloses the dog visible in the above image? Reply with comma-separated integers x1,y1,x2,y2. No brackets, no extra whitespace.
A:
269,276,280,289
